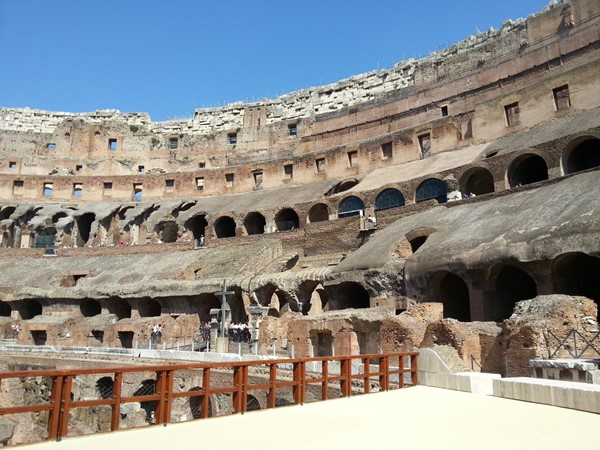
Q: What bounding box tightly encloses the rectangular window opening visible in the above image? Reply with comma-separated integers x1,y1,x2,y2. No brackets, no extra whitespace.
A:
348,150,358,167
195,177,205,191
288,124,297,137
133,184,143,201
198,162,206,168
316,158,326,173
46,143,56,150
73,183,83,197
108,138,117,151
43,182,53,197
441,105,449,117
253,171,263,189
165,179,174,192
8,161,16,169
13,180,24,194
227,133,237,145
553,85,570,111
418,133,431,159
75,165,83,172
225,173,234,188
169,137,179,150
381,142,393,160
504,102,520,127
138,165,145,173
284,164,293,179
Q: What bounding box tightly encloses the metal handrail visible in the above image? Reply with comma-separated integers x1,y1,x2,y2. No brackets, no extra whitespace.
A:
0,351,418,444
543,329,600,359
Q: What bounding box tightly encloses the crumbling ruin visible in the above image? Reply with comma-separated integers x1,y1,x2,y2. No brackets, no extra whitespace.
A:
0,0,599,389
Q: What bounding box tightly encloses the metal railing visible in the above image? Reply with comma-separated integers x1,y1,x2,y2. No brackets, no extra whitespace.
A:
543,329,600,359
0,352,418,445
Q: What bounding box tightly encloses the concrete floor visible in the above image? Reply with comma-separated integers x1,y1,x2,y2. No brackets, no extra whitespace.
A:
23,386,600,450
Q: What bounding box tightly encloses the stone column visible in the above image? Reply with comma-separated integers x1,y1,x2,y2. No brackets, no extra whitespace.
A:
246,305,269,353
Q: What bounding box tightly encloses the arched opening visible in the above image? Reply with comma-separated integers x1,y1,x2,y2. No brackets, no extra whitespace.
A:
185,214,208,242
243,212,266,235
307,203,330,223
196,293,222,324
106,298,131,320
325,179,359,196
553,252,600,319
246,394,261,412
488,265,537,322
96,377,114,399
0,206,16,221
134,380,156,422
563,138,600,174
21,299,42,320
428,271,471,321
214,216,236,238
338,196,365,218
416,178,447,203
75,213,95,247
375,188,405,212
460,167,494,196
324,282,370,310
0,301,11,317
189,387,213,419
139,299,161,317
275,208,299,231
406,228,434,254
80,299,101,317
156,220,178,243
302,283,328,316
51,212,68,224
507,154,548,187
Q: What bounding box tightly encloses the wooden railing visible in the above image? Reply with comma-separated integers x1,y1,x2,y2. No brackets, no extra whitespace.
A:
0,352,418,445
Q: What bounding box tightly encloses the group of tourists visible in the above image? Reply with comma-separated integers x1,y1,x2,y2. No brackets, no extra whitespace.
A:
150,323,163,344
228,322,251,343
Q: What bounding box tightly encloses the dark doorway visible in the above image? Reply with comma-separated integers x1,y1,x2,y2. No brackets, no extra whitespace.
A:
139,299,161,317
107,298,132,320
508,155,548,187
553,252,600,320
460,167,494,196
118,331,134,348
275,208,300,231
428,271,471,321
564,138,600,174
76,213,96,247
489,265,537,321
80,299,101,317
324,282,370,310
31,330,47,346
185,214,208,244
21,299,42,320
311,331,333,357
307,203,329,223
243,212,266,235
96,377,114,399
214,216,236,238
0,301,11,317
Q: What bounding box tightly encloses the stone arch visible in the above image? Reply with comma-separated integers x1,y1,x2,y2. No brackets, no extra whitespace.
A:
416,178,447,203
507,154,548,188
227,287,249,323
75,212,95,247
155,220,178,243
106,297,132,320
189,387,213,419
51,212,68,224
0,300,11,317
459,166,495,196
246,394,261,412
324,282,370,310
21,299,42,320
299,281,328,316
185,214,208,241
338,195,365,218
405,228,435,254
243,212,266,235
275,208,300,231
0,206,16,221
325,179,359,196
214,216,236,238
307,203,330,223
254,284,291,317
562,137,600,175
553,252,600,319
133,379,156,422
488,265,537,322
428,271,471,322
96,377,114,399
375,188,405,212
139,299,161,317
80,299,101,317
196,293,221,324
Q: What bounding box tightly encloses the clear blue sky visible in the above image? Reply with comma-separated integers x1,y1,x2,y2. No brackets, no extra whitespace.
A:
0,1,550,121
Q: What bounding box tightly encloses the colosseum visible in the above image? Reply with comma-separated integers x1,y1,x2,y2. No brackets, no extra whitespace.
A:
0,0,599,380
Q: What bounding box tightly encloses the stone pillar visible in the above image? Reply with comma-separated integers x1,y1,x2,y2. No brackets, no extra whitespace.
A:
209,309,220,352
246,305,269,353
